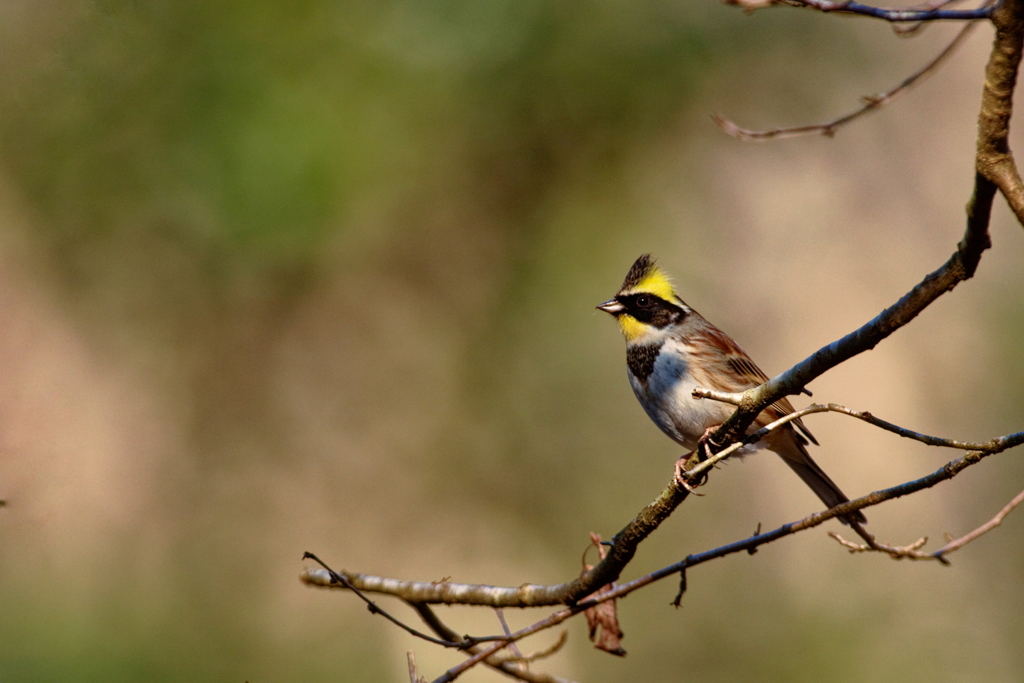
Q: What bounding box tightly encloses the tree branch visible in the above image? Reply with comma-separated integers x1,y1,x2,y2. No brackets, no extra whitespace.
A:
828,486,1024,560
713,169,994,445
976,0,1024,225
398,428,1024,683
301,472,697,607
410,603,575,683
301,430,1024,606
692,395,1008,450
309,1,1024,679
723,0,996,21
713,18,982,140
933,487,1024,556
895,0,978,35
710,0,1023,446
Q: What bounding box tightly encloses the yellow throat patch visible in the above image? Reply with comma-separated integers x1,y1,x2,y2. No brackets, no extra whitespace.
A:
616,314,648,341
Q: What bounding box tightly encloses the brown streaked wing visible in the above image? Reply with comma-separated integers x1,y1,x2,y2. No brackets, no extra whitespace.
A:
692,323,819,446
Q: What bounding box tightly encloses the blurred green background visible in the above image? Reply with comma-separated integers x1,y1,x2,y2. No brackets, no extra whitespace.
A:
1,2,1022,681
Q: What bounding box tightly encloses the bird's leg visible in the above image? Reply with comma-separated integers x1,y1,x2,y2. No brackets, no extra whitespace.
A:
697,425,725,461
674,427,726,493
673,456,703,494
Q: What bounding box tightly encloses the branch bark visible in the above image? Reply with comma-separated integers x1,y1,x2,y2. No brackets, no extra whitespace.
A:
301,430,1024,605
714,0,1024,445
977,0,1024,224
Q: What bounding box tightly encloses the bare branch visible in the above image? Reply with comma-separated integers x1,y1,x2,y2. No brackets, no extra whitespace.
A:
427,609,583,683
304,431,1024,682
691,394,1008,451
713,171,993,448
714,18,981,141
894,0,974,34
301,464,697,607
934,487,1024,555
827,531,935,559
709,3,1018,450
301,552,468,648
410,603,575,683
409,652,426,683
302,431,1024,608
976,0,1024,226
496,631,568,665
495,609,525,660
723,0,996,21
828,486,1024,561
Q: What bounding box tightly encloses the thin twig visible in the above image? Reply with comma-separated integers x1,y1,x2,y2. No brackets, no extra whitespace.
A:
829,486,1024,561
301,552,469,648
409,652,425,683
496,609,525,660
428,610,579,683
492,632,569,665
410,603,575,683
828,530,942,561
714,17,981,141
895,0,972,34
724,0,996,21
429,433,1024,682
935,487,1024,555
691,394,1006,451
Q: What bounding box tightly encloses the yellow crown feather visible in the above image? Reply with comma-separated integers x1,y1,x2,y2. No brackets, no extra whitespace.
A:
618,254,677,302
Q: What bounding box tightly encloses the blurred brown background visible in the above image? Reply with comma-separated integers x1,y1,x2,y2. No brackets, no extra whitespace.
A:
1,2,1022,681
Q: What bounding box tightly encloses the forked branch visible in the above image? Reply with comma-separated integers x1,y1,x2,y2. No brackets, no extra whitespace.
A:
302,427,1024,606
829,486,1024,560
308,1,1024,680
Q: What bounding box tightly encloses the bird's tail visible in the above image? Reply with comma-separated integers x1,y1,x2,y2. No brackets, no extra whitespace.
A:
780,441,866,525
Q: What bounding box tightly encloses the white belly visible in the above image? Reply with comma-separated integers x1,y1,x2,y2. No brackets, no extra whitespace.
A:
628,348,760,455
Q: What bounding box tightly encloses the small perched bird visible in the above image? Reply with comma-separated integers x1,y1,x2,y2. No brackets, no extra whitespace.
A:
598,254,865,524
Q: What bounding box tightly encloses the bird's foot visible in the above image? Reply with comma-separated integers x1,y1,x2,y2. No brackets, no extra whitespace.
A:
673,456,706,495
696,425,726,461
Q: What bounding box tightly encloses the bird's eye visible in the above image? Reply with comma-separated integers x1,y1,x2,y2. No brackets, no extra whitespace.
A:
636,295,651,307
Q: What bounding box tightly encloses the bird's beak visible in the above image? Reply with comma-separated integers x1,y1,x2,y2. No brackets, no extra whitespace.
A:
596,299,624,315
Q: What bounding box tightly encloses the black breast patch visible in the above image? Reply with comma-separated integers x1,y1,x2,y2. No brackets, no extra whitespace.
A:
627,344,661,383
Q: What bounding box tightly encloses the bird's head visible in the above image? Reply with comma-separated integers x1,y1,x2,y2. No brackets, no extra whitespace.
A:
597,254,689,342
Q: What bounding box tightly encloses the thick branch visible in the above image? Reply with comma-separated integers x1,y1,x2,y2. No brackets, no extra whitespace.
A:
714,170,993,444
977,0,1024,224
301,474,695,607
384,429,1024,683
712,0,1024,440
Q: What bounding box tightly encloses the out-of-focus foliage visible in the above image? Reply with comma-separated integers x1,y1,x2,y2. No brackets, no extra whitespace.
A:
0,1,1022,682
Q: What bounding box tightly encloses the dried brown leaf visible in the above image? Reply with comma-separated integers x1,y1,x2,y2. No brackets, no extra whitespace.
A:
581,534,626,657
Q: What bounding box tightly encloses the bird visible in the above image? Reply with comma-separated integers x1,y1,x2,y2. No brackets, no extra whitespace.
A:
597,253,865,524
